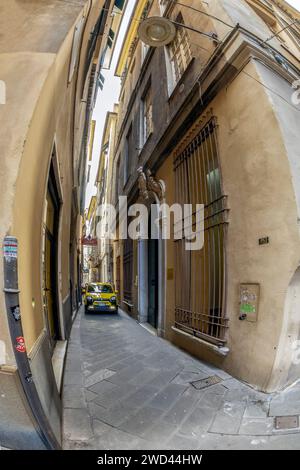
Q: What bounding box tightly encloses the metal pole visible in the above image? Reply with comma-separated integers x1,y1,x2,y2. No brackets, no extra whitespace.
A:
3,236,61,450
170,20,221,43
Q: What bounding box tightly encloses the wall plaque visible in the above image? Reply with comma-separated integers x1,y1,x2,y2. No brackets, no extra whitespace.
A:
239,283,260,322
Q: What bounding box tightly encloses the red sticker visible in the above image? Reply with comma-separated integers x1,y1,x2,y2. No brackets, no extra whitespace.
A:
15,336,26,353
15,344,26,353
16,336,25,344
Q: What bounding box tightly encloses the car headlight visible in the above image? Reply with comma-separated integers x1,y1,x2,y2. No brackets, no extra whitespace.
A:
86,296,93,303
110,296,116,303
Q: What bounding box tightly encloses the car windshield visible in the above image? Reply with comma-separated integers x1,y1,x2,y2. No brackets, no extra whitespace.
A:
87,284,113,293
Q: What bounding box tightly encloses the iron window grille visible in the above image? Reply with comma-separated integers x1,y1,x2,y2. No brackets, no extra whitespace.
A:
173,117,229,345
123,238,133,305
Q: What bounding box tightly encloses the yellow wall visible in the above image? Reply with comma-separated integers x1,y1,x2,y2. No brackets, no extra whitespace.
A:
11,25,77,350
157,59,300,391
0,0,106,353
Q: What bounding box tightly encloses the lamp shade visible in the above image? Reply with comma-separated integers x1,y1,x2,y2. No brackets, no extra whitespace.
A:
138,16,176,47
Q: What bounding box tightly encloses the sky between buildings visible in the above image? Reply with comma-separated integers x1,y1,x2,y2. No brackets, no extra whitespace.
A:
288,0,300,10
85,0,135,209
85,0,300,209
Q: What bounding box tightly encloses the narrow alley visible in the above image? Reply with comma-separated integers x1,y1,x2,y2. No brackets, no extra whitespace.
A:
63,309,300,450
1,0,300,455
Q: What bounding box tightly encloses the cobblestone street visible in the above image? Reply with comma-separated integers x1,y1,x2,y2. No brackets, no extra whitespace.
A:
63,308,300,450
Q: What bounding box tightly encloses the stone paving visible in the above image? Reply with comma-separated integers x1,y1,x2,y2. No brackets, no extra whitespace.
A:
62,307,300,450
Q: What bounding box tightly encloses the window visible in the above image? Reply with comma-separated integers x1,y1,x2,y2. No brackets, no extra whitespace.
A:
123,146,129,186
140,85,153,148
128,58,136,96
124,126,132,186
82,10,105,92
114,156,121,204
167,13,192,87
68,15,85,83
159,0,170,14
114,0,126,9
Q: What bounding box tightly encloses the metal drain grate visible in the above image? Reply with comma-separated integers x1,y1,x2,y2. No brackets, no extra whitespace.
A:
190,375,222,390
274,415,299,430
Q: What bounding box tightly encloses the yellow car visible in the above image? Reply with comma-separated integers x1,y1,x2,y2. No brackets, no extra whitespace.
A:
83,282,118,314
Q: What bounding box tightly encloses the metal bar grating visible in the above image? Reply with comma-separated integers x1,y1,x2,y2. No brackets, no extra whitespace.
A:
174,117,229,344
123,238,133,304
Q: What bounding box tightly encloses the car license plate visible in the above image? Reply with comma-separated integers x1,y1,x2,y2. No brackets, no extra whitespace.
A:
94,301,106,306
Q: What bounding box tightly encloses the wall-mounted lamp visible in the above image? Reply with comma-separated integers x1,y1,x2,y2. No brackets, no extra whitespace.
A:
138,16,176,47
137,16,220,47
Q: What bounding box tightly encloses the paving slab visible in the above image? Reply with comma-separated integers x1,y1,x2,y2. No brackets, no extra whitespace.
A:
118,406,163,437
148,383,188,411
239,417,274,435
63,408,93,442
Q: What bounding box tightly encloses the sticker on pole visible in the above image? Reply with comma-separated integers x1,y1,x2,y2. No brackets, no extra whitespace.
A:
15,336,26,353
11,305,21,321
3,238,18,259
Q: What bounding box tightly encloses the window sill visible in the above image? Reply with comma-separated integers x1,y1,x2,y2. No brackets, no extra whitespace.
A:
167,57,195,102
138,131,153,157
171,326,230,357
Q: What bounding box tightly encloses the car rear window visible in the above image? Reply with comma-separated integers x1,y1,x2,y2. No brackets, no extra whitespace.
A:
87,284,113,293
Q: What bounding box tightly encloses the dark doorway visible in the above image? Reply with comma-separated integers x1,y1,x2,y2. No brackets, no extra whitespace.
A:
116,255,121,294
148,237,158,329
43,163,61,350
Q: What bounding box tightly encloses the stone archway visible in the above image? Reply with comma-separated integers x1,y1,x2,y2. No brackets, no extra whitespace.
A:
136,168,166,337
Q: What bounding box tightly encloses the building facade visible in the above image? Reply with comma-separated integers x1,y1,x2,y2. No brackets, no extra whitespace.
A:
94,106,119,284
111,0,300,393
85,196,100,283
0,0,126,450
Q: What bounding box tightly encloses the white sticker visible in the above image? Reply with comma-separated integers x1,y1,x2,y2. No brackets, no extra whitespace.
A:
3,241,17,259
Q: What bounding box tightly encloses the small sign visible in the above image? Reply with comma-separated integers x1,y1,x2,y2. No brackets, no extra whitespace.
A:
81,237,97,246
259,236,269,245
239,284,260,322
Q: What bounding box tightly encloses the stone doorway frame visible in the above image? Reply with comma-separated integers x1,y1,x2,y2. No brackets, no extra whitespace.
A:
136,168,166,337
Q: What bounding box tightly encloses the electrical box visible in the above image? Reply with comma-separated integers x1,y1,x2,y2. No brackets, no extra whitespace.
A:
239,283,260,322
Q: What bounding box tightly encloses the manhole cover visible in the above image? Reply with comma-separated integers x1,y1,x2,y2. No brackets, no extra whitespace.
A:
190,375,222,390
274,415,299,430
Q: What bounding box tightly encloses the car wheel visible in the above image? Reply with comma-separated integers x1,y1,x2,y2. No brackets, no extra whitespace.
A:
84,306,88,314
